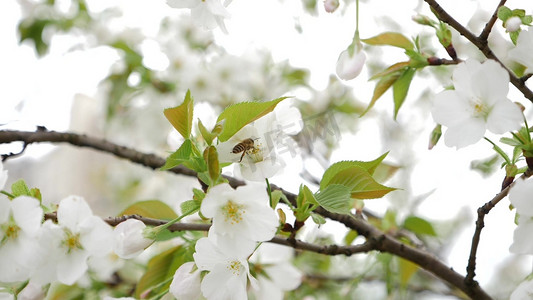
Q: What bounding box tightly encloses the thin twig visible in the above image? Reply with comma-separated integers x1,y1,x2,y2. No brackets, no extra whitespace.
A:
479,0,507,41
45,213,374,257
464,185,511,286
465,169,533,286
424,0,533,102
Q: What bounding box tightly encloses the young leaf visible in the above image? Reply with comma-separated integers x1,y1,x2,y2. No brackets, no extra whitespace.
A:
325,166,396,199
180,199,201,215
403,216,437,236
198,119,214,145
216,97,288,142
119,200,178,221
398,257,419,288
393,68,416,119
314,184,352,214
344,230,359,245
369,62,410,81
361,32,414,50
164,90,194,139
135,246,188,298
362,71,401,116
310,212,326,225
160,139,193,170
320,153,390,189
11,180,31,198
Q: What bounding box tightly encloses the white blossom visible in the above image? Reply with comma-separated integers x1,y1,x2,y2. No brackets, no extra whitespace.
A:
113,219,153,259
201,183,278,244
511,278,533,300
509,177,533,254
217,104,302,181
193,235,257,300
508,28,533,73
250,243,302,300
336,48,366,80
18,281,46,300
431,59,522,148
169,262,201,300
32,196,113,285
166,0,231,33
0,196,43,282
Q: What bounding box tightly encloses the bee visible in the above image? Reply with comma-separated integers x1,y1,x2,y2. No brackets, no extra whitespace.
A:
232,138,257,162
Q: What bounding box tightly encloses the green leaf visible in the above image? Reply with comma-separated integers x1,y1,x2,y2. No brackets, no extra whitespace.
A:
120,200,178,221
135,246,188,298
298,185,318,207
271,190,288,208
310,213,326,225
403,216,437,236
153,229,183,242
361,32,414,50
216,97,288,142
362,71,402,116
193,188,206,202
180,199,201,216
198,119,216,145
344,230,358,245
320,153,389,190
372,162,400,183
325,166,396,199
399,257,419,287
11,180,31,198
498,6,512,21
160,139,205,172
314,184,352,214
393,68,416,119
369,62,410,81
164,90,194,139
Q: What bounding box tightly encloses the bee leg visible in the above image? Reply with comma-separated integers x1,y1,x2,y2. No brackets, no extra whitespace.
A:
238,151,246,163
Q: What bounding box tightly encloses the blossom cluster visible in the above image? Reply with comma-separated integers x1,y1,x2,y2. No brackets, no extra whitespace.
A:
0,162,120,296
0,158,301,299
169,183,301,300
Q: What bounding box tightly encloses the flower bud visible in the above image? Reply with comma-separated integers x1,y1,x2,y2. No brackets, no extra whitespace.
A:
428,124,442,150
170,262,201,300
324,0,339,13
113,219,153,259
506,16,522,32
336,48,366,80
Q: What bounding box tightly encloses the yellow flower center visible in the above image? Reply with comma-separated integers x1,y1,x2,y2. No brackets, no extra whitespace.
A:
227,260,244,276
471,98,491,119
222,200,245,225
62,229,83,254
1,220,20,244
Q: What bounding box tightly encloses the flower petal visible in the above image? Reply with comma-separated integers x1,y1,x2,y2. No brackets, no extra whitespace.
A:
11,196,42,236
486,99,522,134
443,117,486,148
57,196,93,230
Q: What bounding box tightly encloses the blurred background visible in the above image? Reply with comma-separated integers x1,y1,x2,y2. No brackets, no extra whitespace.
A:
1,0,533,298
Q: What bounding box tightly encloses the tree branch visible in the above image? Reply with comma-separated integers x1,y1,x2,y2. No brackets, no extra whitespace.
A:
479,0,507,41
0,129,245,188
45,213,375,257
424,0,533,102
7,129,492,299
